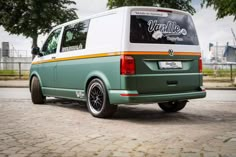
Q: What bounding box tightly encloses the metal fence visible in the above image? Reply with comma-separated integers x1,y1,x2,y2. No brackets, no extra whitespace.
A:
203,63,236,81
0,61,236,81
1,49,31,58
0,62,31,79
9,50,31,58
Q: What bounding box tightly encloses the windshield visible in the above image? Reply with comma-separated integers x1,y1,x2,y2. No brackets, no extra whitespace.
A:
130,10,199,45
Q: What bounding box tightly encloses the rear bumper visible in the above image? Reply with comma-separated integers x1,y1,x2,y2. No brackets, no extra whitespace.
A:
108,90,206,104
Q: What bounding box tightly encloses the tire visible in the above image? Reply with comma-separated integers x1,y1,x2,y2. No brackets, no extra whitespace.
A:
86,78,117,118
31,77,46,104
158,101,187,112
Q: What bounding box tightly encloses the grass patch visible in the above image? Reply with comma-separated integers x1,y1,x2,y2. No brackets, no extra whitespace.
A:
0,70,29,80
203,68,236,77
0,70,17,75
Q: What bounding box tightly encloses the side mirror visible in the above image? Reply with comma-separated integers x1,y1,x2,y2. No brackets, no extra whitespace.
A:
31,47,43,57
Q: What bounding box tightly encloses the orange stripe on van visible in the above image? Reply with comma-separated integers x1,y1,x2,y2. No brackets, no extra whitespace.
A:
122,51,201,56
32,52,120,64
32,51,201,65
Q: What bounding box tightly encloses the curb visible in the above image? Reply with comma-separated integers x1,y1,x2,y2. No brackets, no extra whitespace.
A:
205,87,236,90
0,86,29,88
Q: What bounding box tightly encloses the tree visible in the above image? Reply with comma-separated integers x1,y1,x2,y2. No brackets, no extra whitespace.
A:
0,0,78,49
107,0,196,15
201,0,236,21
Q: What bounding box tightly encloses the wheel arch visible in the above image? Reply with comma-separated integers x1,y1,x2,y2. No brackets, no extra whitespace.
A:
84,71,111,94
29,72,43,92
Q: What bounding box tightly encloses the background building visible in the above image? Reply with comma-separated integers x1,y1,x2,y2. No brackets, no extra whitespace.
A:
0,42,31,71
208,43,226,63
208,42,236,63
224,45,236,62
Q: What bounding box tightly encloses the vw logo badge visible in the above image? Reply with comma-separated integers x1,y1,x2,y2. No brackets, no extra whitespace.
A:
168,49,174,56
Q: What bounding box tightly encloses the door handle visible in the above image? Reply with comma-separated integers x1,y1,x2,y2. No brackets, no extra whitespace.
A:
51,57,56,59
167,80,178,86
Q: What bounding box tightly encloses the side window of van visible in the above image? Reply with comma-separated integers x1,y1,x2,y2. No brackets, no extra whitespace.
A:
61,20,90,52
42,28,62,55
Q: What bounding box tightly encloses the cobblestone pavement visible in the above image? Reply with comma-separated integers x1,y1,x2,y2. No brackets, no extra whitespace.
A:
0,94,236,157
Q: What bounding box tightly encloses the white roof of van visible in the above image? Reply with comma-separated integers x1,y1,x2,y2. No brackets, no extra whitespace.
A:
53,6,191,30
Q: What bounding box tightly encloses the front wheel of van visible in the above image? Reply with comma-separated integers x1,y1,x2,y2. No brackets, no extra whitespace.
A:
158,101,186,112
87,79,117,118
31,76,46,104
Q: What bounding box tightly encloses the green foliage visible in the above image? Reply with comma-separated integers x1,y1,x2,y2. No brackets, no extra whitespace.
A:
107,0,196,15
202,0,236,20
0,0,78,47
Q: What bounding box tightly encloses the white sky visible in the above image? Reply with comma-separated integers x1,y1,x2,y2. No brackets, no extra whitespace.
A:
0,0,235,59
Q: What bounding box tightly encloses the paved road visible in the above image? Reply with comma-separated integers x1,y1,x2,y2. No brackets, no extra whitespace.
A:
0,89,235,157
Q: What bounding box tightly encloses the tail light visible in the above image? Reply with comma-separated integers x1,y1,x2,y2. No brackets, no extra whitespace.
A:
120,55,135,75
199,57,203,73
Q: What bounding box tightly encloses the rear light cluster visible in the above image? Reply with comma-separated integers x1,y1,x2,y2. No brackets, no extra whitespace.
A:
120,55,135,75
198,57,203,73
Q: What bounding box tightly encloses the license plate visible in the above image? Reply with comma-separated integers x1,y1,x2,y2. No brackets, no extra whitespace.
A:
159,61,182,69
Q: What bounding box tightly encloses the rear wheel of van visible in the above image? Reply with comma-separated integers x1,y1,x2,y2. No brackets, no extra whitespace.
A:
31,77,46,104
158,101,186,112
87,79,117,118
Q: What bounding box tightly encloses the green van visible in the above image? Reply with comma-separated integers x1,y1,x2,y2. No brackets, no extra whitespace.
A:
30,7,206,118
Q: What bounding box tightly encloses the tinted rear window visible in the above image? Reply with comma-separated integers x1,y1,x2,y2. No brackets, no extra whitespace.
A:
130,10,199,45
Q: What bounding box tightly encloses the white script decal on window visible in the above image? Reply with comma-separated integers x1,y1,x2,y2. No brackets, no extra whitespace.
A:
148,20,187,40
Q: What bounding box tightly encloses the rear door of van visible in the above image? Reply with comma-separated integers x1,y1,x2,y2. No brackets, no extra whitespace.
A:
126,8,202,95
